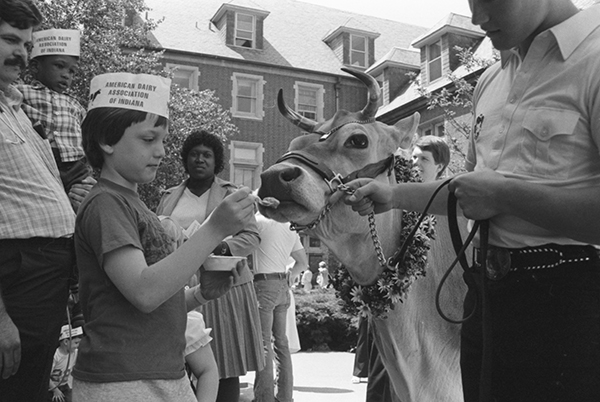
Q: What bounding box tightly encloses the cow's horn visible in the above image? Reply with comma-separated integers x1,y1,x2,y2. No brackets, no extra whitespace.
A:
277,89,319,133
341,67,380,119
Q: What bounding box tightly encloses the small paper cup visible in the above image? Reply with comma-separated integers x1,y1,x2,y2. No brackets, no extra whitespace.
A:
203,255,246,271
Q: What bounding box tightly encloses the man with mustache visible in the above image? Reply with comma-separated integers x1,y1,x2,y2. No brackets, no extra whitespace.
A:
0,1,86,401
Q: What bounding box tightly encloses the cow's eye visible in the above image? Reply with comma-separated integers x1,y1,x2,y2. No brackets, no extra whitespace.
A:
344,134,368,149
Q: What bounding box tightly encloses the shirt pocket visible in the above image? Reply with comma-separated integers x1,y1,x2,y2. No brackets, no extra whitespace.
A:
515,107,580,179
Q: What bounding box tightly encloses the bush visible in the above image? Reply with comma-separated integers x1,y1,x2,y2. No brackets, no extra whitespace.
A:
293,288,358,352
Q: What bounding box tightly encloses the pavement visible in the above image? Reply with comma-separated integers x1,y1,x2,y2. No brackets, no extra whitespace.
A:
240,351,367,402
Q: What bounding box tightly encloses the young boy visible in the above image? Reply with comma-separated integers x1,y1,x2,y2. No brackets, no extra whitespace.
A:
48,323,84,402
73,72,256,401
411,135,450,182
15,28,92,193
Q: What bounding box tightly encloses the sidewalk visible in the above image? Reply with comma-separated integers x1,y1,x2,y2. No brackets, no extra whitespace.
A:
240,351,366,402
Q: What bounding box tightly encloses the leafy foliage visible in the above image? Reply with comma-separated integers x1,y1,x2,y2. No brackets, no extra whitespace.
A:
294,289,358,352
35,0,164,107
413,46,499,175
330,157,436,319
33,1,241,209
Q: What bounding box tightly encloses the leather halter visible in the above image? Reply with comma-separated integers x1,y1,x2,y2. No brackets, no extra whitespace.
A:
275,150,394,193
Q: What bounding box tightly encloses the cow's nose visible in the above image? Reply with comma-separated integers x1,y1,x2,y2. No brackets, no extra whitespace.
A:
280,166,302,183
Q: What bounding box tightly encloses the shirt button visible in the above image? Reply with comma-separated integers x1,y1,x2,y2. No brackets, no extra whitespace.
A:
509,96,516,103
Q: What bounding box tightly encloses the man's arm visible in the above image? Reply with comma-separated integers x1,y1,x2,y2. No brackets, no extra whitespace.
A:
288,248,309,286
0,288,21,379
449,170,600,245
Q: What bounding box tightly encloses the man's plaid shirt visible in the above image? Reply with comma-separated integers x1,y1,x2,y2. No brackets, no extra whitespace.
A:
16,80,86,163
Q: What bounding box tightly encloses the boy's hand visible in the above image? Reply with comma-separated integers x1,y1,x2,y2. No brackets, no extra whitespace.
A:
209,187,255,237
198,260,244,300
68,176,97,212
344,178,394,216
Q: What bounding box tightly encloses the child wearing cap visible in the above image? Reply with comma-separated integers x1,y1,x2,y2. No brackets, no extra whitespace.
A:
15,29,93,195
48,324,84,402
72,72,255,401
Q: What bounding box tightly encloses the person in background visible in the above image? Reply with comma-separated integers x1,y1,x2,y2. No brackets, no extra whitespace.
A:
300,269,312,291
156,130,263,402
346,1,600,400
73,72,251,401
352,135,452,401
316,261,330,288
0,2,90,400
184,310,219,402
15,28,93,196
251,210,308,402
411,135,451,182
48,323,83,402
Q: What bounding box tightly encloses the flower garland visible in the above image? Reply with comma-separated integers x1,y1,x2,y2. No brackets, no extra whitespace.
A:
330,156,436,319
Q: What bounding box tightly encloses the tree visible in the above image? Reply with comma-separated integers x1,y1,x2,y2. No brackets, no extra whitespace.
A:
34,0,241,208
36,0,164,107
415,46,499,175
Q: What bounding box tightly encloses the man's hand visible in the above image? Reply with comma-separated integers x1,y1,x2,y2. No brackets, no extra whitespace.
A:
343,178,394,216
198,260,244,301
0,310,21,379
68,176,97,212
448,170,506,220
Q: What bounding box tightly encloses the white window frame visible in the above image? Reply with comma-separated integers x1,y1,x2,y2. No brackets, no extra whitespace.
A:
229,141,263,189
165,64,199,91
427,40,442,83
294,82,325,122
231,72,265,120
350,34,367,67
435,122,445,137
235,12,255,48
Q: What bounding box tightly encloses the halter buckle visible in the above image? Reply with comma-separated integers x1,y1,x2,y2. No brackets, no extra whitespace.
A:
325,173,345,192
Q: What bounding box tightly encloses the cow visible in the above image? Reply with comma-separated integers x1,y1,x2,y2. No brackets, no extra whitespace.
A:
257,67,468,402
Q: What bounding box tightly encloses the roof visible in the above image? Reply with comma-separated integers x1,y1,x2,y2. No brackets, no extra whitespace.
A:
366,47,420,76
573,0,600,8
411,13,484,48
143,0,428,75
377,37,496,118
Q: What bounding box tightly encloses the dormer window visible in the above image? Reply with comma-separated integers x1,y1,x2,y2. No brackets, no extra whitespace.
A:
210,4,269,50
235,13,255,48
323,20,380,69
350,34,367,67
427,40,442,82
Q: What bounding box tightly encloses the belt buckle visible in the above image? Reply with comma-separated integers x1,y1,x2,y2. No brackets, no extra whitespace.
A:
485,247,511,281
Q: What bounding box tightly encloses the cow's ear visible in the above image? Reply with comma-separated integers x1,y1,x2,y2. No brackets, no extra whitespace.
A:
394,112,420,149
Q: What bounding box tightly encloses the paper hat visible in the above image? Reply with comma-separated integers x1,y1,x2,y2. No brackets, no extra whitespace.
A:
59,324,83,341
88,73,172,118
31,29,80,59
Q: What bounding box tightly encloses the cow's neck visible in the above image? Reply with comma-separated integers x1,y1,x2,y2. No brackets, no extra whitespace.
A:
306,174,403,279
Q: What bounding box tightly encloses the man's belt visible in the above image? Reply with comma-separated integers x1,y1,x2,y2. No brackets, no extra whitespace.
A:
254,272,287,281
474,243,600,280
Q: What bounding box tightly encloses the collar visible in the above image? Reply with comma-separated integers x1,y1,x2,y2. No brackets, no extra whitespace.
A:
500,5,600,68
550,4,600,60
0,85,24,112
30,79,48,90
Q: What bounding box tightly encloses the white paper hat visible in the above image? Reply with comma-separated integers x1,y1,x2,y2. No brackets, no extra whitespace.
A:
59,324,83,341
88,73,172,119
31,29,80,59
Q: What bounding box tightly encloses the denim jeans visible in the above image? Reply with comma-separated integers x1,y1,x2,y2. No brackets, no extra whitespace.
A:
253,278,292,402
